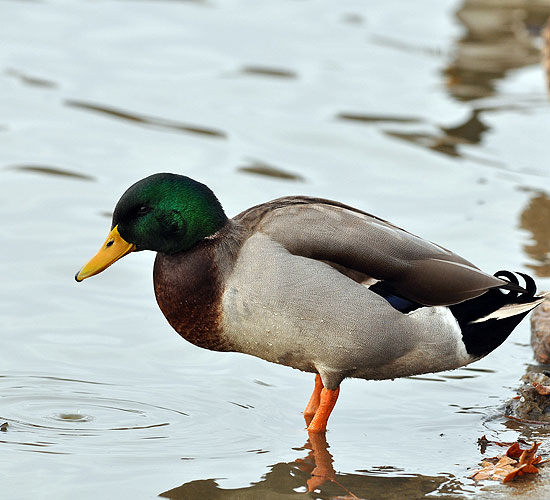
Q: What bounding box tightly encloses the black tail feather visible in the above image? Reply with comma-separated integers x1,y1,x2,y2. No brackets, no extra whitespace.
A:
516,272,537,296
451,271,541,359
494,270,536,295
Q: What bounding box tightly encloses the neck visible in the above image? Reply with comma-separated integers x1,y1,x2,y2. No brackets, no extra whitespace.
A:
153,221,246,350
153,239,228,351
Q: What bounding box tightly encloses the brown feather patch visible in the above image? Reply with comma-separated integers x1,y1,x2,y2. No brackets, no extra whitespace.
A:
153,239,232,352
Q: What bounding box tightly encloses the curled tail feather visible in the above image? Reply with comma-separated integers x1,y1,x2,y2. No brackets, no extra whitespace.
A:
451,271,544,359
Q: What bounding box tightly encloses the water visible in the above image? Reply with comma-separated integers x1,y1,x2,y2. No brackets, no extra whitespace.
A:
1,0,550,498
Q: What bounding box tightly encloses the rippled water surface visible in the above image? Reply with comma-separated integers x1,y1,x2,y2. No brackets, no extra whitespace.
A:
2,1,550,498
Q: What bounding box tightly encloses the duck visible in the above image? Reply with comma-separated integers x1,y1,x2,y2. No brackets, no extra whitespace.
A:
76,173,547,432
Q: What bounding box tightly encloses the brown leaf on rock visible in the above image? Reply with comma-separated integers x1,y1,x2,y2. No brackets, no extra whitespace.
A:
518,442,540,466
471,441,543,483
471,456,517,481
503,464,540,483
532,382,550,395
506,442,522,459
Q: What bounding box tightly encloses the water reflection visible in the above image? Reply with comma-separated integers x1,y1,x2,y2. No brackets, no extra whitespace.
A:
65,100,227,139
336,113,421,125
160,432,458,500
384,107,489,159
5,68,57,89
445,0,550,101
8,164,95,181
340,100,547,169
339,108,493,161
520,192,550,277
238,160,304,181
370,35,444,59
341,13,365,26
356,1,550,163
240,66,297,79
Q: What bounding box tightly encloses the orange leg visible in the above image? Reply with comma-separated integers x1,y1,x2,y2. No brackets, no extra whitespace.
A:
307,386,340,433
304,374,324,424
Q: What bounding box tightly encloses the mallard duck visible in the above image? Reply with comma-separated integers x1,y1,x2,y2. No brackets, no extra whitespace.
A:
76,173,547,432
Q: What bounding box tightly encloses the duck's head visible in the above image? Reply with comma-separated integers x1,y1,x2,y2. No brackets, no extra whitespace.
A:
75,173,227,282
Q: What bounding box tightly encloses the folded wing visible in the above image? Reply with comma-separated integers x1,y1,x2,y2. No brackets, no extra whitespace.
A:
234,196,506,306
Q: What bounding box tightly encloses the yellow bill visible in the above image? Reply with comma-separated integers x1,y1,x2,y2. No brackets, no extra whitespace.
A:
75,225,136,282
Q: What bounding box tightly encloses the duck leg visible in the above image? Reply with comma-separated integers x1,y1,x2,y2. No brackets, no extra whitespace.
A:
304,374,324,426
306,383,340,433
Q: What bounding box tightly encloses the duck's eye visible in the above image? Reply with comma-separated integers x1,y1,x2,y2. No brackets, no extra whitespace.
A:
137,205,151,216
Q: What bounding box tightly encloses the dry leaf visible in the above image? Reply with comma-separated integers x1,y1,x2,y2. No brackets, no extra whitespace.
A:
532,382,550,396
471,456,517,481
503,464,540,483
506,442,522,459
519,442,540,466
471,441,542,483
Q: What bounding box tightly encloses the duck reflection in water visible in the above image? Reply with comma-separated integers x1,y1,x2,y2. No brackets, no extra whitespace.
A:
159,431,455,500
296,431,337,494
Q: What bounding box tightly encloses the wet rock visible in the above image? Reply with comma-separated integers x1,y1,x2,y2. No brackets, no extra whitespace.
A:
531,298,550,364
506,370,550,422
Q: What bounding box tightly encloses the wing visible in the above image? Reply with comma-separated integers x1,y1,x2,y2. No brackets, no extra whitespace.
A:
234,196,506,306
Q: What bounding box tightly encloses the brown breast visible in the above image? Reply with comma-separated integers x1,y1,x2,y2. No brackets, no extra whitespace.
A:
152,240,232,352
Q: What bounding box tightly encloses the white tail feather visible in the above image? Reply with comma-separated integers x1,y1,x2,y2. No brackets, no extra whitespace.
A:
471,296,546,324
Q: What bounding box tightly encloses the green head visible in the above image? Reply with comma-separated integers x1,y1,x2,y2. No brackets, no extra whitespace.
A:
75,173,227,282
113,173,227,254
